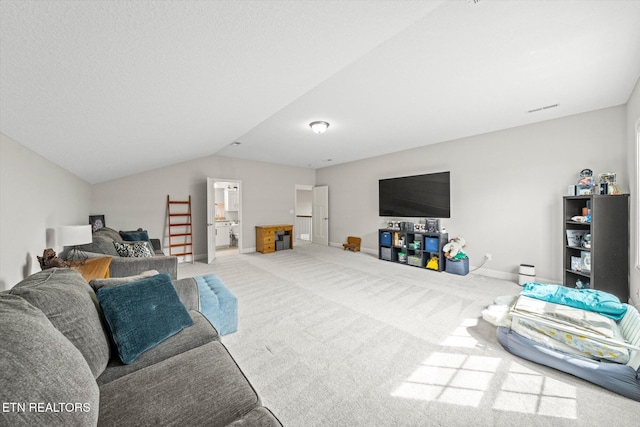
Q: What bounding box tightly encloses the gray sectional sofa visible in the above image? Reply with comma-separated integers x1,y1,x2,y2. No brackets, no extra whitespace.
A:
64,226,178,279
0,268,281,426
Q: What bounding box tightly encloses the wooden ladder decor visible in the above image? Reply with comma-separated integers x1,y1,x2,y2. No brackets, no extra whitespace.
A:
167,195,194,263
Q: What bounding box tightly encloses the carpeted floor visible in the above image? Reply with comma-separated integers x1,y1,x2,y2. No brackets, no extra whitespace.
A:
179,242,639,426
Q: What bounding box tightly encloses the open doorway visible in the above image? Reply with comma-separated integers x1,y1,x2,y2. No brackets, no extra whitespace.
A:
295,184,329,246
295,185,313,242
207,178,242,263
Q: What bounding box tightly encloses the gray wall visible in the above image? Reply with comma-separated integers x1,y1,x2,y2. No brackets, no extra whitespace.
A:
90,155,315,258
2,96,638,306
316,106,629,286
0,133,91,290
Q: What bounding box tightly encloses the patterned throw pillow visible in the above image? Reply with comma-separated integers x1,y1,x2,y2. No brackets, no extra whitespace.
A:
113,241,153,258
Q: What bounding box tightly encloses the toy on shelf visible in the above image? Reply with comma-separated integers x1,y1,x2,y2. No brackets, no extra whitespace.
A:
443,237,467,260
576,168,596,195
598,172,619,195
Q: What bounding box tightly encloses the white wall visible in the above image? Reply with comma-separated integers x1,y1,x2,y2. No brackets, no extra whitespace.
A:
626,77,640,307
317,106,628,285
0,133,91,290
90,155,315,258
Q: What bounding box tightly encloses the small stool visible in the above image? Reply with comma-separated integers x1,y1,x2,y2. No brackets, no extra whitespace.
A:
194,274,238,335
343,236,361,252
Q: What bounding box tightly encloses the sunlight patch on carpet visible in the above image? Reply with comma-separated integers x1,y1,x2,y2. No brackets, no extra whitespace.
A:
391,352,500,407
392,353,576,419
439,318,478,348
492,361,577,419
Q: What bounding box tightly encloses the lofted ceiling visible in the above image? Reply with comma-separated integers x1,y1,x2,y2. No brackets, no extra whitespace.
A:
1,0,640,184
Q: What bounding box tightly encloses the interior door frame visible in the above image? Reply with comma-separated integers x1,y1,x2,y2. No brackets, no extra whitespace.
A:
207,177,243,263
207,177,216,263
312,185,329,245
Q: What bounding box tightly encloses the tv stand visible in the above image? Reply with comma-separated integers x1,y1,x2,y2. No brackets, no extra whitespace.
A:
378,228,448,271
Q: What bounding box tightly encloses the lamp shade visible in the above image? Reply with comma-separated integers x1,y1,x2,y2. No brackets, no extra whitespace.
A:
57,225,92,247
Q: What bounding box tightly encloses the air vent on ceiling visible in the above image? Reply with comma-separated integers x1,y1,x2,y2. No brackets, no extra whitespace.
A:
527,103,559,114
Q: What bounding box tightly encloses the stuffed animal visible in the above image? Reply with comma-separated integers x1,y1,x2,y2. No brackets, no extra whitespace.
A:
443,237,466,259
37,248,68,270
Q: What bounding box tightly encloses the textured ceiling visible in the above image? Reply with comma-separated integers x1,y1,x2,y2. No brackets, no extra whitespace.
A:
2,1,640,183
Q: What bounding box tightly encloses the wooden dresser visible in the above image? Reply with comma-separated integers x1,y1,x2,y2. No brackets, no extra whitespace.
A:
255,224,293,254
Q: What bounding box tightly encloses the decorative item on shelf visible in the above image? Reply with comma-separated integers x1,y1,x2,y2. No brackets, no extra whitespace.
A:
575,279,590,289
598,172,619,195
581,233,592,249
571,256,582,271
399,221,414,231
581,251,591,272
426,218,440,232
570,215,589,223
566,229,587,246
57,225,92,264
576,168,596,195
37,248,68,270
89,215,105,232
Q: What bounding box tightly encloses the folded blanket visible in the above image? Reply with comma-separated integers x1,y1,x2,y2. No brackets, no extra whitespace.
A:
521,282,627,321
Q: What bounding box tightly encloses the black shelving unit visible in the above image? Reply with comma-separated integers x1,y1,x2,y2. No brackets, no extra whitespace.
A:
563,195,629,302
378,228,448,271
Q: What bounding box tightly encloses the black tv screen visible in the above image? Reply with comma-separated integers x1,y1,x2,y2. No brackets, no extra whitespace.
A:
379,172,450,218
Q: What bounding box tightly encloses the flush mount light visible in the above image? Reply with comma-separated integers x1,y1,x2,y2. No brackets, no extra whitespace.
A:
309,121,330,134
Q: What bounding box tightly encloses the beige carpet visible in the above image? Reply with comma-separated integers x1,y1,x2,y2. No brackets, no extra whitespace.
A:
179,242,639,426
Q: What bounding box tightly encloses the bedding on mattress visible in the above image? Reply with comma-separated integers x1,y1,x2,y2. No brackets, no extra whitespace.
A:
511,296,630,363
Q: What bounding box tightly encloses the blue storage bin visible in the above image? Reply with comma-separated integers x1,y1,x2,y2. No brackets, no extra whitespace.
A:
380,232,392,246
425,237,439,252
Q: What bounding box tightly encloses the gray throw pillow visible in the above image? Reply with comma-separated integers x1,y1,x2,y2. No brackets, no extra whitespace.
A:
90,269,159,291
0,294,99,426
10,268,111,379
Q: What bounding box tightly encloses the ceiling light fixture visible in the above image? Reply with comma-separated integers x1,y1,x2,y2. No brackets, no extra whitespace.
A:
309,121,330,134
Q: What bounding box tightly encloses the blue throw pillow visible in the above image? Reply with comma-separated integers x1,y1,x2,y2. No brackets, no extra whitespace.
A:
96,273,192,364
119,229,153,249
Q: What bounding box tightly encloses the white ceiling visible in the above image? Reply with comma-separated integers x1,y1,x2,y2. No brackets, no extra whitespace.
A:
2,1,640,184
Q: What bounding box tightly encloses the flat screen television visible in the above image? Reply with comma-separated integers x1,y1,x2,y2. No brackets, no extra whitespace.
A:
379,171,450,218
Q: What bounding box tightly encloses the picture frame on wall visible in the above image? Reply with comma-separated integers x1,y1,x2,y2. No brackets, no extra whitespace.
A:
89,215,105,232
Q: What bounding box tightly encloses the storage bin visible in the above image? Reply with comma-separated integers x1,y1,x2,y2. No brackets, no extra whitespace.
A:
398,252,407,263
381,247,391,261
425,237,439,252
445,257,469,275
380,232,392,246
407,255,422,267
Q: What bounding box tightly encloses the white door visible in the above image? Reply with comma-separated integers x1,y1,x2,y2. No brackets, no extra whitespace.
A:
206,177,216,263
312,185,329,245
